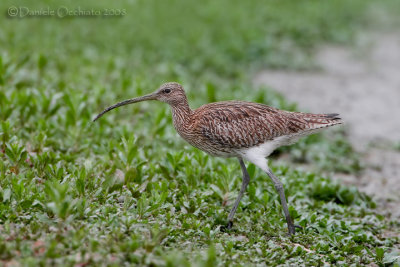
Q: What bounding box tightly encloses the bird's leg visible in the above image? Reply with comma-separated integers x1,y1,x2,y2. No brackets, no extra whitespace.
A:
226,158,250,229
265,167,296,235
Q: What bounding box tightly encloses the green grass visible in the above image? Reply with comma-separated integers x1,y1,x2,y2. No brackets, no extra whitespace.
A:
1,0,399,265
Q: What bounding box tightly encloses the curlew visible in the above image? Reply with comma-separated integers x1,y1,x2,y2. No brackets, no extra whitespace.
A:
94,82,342,235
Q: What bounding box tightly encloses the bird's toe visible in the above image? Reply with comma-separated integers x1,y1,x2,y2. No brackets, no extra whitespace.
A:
220,221,233,232
294,224,303,230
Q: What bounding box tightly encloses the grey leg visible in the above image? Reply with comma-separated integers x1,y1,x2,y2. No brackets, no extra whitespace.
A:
227,158,250,228
265,167,296,235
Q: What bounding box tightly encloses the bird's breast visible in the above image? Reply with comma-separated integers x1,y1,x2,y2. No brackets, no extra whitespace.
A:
172,117,237,157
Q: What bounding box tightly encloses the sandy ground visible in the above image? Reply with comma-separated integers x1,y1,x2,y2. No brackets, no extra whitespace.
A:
254,32,400,219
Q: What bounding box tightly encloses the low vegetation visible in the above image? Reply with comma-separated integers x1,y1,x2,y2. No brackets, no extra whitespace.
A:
1,0,399,265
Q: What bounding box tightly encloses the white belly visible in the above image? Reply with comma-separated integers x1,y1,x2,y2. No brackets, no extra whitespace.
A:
236,136,286,158
235,129,325,168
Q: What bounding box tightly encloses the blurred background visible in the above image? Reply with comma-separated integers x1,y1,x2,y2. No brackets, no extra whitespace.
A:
0,0,399,265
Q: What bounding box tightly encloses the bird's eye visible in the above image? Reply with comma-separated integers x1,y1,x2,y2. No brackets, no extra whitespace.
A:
163,88,171,93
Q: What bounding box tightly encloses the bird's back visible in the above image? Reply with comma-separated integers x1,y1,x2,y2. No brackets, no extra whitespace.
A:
182,101,342,157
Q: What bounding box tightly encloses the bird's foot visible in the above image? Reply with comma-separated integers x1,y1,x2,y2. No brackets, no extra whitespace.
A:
287,224,302,236
220,221,233,232
288,225,296,236
294,224,303,230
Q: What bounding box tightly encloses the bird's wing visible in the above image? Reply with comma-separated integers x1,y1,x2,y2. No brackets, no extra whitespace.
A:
195,101,341,149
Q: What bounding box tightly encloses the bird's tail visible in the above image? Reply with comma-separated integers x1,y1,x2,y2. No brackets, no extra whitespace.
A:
324,113,341,120
303,113,343,130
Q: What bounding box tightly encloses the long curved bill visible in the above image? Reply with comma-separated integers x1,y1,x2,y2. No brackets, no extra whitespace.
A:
93,93,156,122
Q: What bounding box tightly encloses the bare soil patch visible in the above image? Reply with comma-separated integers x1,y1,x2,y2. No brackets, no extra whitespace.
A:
254,32,400,218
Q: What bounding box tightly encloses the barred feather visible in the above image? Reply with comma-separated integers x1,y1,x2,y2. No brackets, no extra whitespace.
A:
164,83,342,157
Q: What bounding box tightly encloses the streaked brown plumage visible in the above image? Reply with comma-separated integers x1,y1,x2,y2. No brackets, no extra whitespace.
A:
174,100,341,157
94,82,343,235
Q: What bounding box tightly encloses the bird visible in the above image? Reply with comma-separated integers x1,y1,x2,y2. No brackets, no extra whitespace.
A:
93,82,342,235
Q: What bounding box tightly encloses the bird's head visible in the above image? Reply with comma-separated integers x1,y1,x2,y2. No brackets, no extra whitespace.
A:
155,82,187,105
93,82,187,122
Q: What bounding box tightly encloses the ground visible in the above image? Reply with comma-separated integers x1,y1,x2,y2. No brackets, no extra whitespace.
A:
1,0,400,266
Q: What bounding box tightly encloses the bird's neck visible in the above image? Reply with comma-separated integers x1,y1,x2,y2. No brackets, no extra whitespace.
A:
170,101,193,132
